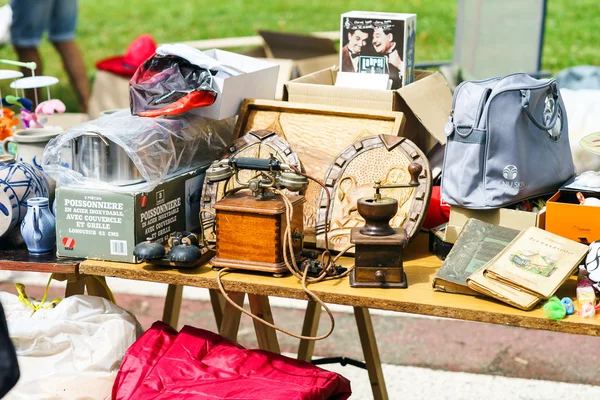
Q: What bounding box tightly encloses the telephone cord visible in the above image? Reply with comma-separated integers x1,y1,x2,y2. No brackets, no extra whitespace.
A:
215,170,355,341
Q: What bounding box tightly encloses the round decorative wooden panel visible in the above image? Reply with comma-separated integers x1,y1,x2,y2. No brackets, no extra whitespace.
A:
200,129,301,242
315,135,432,253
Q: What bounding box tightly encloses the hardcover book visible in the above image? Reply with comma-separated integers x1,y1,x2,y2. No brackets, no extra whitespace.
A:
483,227,588,299
432,219,520,296
467,263,541,311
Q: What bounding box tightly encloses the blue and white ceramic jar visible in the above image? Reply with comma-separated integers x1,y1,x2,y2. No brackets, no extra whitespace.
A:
0,155,49,238
21,197,56,255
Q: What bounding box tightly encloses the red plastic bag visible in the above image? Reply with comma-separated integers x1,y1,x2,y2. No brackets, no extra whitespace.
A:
113,322,351,400
129,54,217,118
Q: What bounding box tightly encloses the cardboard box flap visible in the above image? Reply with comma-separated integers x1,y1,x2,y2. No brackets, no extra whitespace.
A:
397,71,452,144
258,30,337,60
295,54,339,78
256,58,295,100
282,67,396,109
204,48,278,73
285,67,336,85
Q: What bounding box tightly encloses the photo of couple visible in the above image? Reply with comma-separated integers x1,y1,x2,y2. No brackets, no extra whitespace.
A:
340,16,410,89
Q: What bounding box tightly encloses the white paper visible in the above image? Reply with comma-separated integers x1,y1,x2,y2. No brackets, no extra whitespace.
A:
334,71,391,90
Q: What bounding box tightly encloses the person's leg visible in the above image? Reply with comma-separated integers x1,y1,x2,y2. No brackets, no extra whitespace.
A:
48,0,89,112
51,41,89,113
10,0,49,101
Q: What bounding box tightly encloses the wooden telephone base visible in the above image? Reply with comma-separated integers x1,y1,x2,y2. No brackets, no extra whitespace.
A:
210,190,305,277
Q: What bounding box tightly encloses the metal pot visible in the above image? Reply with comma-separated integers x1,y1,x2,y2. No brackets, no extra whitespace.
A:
72,131,144,186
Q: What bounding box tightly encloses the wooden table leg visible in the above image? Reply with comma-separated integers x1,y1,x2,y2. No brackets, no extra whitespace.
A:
354,307,388,400
297,300,321,361
84,276,113,301
162,284,183,328
64,273,85,297
219,292,245,342
209,289,225,331
248,294,280,354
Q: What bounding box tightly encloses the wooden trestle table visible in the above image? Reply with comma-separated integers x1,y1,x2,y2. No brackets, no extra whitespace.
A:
78,234,600,400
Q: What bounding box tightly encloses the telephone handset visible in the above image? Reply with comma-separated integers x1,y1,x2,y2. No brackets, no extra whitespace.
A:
206,155,308,199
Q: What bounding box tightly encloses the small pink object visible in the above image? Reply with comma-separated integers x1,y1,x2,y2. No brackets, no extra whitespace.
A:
35,99,66,115
21,109,43,128
579,302,596,318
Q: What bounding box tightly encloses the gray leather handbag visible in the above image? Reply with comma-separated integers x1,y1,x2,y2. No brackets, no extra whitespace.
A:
441,73,575,209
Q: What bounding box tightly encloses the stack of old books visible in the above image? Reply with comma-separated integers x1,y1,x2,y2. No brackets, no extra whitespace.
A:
433,219,589,310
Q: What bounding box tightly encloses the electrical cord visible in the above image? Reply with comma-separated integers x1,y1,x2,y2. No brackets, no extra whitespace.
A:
215,169,355,341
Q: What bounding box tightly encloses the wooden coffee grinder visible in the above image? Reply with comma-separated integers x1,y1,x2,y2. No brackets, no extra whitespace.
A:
206,156,307,276
350,163,422,288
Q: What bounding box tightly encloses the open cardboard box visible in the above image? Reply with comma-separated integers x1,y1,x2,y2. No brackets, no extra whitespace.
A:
244,31,339,78
184,31,339,100
546,191,600,244
88,70,130,119
190,49,279,120
242,31,339,100
445,206,546,244
283,66,452,153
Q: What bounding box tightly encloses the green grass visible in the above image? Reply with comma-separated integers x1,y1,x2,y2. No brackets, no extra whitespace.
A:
0,0,598,112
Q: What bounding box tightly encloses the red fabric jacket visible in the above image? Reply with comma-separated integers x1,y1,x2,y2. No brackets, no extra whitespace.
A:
113,322,351,400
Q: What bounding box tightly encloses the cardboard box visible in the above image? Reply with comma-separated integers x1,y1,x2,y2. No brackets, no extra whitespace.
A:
189,49,278,120
546,191,600,244
56,166,208,262
340,11,416,89
184,31,339,101
283,67,451,152
88,70,130,119
445,206,545,244
241,31,338,100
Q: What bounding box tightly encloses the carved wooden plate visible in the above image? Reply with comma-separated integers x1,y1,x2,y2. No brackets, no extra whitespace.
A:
233,99,406,243
200,129,301,242
316,135,432,254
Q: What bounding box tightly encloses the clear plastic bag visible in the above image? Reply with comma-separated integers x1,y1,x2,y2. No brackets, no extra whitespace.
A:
42,109,235,192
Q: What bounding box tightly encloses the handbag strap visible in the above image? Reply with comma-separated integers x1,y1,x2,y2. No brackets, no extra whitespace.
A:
521,82,560,131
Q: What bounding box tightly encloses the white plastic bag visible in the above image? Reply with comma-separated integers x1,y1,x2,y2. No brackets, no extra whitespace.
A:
1,292,141,400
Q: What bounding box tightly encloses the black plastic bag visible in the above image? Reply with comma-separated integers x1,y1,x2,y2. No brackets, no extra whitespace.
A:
129,54,217,118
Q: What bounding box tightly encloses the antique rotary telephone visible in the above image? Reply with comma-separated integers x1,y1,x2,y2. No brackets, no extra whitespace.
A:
205,155,310,275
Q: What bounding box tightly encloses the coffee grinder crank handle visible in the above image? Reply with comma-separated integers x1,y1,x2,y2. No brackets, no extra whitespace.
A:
372,163,422,201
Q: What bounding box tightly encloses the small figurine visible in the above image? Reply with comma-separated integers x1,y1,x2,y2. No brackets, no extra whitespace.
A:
21,109,43,129
35,99,65,115
560,297,575,315
577,267,597,318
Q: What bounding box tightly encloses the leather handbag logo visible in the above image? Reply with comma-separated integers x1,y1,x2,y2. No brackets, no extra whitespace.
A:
502,165,525,190
503,165,518,180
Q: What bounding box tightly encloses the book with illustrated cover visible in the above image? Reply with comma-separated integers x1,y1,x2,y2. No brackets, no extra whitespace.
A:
484,227,588,299
432,219,520,296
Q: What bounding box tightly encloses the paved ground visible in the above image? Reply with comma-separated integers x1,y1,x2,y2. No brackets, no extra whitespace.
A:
2,273,600,399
